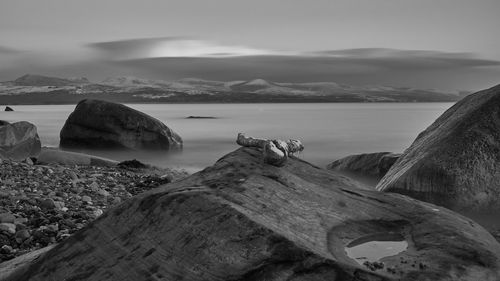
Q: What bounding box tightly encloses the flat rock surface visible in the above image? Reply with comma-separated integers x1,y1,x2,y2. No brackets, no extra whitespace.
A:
377,84,500,212
6,147,500,281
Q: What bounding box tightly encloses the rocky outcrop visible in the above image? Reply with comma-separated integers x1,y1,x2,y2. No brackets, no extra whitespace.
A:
59,99,182,151
327,152,400,179
377,84,500,212
37,148,118,167
0,121,41,160
5,147,500,281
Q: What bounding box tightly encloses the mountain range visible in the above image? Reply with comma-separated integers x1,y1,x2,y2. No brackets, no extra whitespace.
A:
0,74,468,104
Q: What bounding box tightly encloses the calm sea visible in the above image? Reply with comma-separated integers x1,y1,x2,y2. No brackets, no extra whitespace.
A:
0,103,453,172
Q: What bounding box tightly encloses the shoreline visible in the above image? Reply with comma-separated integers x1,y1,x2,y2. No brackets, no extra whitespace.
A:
0,158,189,263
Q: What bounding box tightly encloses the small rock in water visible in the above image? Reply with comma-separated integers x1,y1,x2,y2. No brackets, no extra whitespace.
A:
118,159,147,169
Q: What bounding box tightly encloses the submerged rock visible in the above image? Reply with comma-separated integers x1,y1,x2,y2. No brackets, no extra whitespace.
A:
37,148,118,167
377,84,500,212
327,152,400,180
5,147,500,281
0,121,41,160
59,99,182,151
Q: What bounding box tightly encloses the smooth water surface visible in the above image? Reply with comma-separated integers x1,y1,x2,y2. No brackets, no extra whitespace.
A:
0,103,453,171
345,233,408,265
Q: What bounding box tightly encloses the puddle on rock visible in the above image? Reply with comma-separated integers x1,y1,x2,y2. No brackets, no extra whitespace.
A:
345,232,408,265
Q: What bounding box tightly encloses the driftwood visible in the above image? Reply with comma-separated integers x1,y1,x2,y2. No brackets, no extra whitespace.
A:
236,133,304,166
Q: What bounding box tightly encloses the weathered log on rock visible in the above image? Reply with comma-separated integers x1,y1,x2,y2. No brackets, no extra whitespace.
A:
377,84,500,212
327,152,400,180
236,133,304,166
5,147,500,281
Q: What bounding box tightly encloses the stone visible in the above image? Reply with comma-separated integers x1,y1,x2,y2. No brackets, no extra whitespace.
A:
53,201,65,210
91,209,103,218
0,245,13,254
81,196,92,203
117,159,147,169
59,99,182,151
96,188,109,197
6,147,500,281
327,152,400,179
13,217,28,225
46,224,59,233
0,121,41,160
38,198,56,210
377,84,500,212
15,229,31,243
0,223,16,235
22,158,34,165
89,181,99,191
0,213,15,223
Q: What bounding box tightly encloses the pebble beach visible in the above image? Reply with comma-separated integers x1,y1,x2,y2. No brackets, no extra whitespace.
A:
0,158,188,262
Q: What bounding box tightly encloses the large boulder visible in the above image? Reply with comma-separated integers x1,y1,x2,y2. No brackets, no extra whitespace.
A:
327,152,400,180
5,148,500,281
377,84,500,212
60,99,182,151
0,121,41,160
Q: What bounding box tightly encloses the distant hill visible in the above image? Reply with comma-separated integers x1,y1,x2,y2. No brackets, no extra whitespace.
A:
11,74,89,87
0,74,467,104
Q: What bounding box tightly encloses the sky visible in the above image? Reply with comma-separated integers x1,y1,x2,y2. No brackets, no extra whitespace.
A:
0,0,499,90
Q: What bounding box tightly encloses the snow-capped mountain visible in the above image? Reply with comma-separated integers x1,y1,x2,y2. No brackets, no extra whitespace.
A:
0,74,466,104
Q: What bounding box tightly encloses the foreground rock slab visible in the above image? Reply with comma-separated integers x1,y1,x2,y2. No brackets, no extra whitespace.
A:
0,121,41,160
5,148,500,281
377,84,500,212
59,99,182,151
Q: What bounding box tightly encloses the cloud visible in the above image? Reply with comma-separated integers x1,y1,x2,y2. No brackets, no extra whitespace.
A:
2,38,500,91
88,38,500,75
109,53,500,90
89,37,277,60
308,48,500,69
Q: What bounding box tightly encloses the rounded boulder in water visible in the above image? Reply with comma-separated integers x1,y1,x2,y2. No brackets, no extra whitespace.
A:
59,99,182,151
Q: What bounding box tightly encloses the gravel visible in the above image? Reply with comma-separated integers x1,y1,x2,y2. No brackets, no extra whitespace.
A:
0,158,189,262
